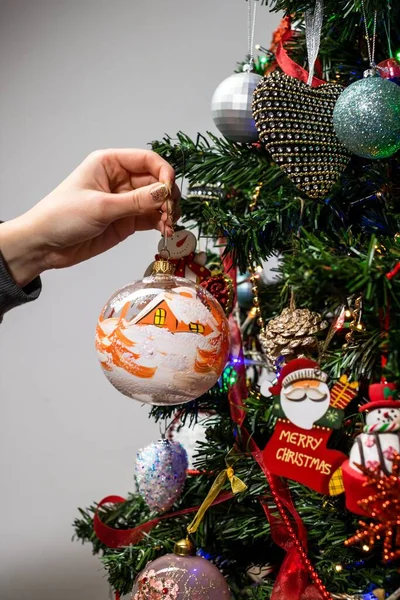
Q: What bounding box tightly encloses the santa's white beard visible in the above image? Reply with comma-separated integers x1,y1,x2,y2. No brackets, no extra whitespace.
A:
281,396,330,430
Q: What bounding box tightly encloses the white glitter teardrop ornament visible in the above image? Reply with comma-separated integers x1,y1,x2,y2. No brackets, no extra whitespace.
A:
135,439,188,513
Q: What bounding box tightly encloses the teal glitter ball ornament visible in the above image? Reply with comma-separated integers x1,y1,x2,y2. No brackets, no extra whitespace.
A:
333,75,400,159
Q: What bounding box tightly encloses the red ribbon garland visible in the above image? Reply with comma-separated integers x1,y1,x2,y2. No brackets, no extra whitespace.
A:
225,255,328,599
94,491,234,549
228,315,247,426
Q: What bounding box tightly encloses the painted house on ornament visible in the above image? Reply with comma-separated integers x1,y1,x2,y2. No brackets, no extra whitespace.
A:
131,289,214,337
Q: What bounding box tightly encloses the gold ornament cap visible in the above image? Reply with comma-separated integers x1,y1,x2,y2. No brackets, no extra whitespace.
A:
174,538,195,557
152,258,174,275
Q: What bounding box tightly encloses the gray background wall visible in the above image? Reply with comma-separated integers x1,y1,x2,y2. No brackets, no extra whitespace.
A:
0,2,280,599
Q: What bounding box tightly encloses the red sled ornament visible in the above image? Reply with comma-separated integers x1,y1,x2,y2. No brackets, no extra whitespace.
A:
263,359,359,495
342,382,400,516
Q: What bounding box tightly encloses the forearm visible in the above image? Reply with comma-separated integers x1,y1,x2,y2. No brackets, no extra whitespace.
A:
0,219,43,320
0,218,44,287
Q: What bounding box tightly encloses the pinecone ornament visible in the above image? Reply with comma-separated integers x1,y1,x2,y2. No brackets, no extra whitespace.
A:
260,307,328,366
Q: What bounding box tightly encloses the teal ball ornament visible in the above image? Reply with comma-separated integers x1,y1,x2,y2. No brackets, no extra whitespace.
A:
333,76,400,159
236,272,254,309
237,270,266,310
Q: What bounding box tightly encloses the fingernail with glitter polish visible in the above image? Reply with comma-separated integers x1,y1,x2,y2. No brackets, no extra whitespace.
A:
150,183,169,203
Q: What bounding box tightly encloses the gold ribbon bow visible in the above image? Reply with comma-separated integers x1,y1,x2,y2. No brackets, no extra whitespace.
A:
187,452,247,535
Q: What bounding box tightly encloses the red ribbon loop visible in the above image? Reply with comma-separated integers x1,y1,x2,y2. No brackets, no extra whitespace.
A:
275,31,326,88
94,492,234,549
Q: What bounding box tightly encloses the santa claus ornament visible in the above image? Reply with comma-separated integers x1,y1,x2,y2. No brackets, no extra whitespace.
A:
263,358,359,495
342,382,400,516
145,228,210,283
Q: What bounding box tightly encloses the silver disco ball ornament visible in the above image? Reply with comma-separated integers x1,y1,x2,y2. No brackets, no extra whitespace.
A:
211,71,262,142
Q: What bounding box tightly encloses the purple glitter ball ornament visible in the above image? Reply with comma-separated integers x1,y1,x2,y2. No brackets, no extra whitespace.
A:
132,539,231,599
135,439,188,513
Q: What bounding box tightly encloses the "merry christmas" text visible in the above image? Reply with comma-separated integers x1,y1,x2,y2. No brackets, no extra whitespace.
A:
276,429,332,475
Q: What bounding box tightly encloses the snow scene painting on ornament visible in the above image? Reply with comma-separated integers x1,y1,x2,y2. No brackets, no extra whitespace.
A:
96,274,230,406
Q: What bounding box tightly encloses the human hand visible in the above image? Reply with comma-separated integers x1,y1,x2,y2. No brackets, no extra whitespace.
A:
0,149,180,287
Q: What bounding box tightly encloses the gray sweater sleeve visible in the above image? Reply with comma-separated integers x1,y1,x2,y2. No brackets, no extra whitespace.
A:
0,251,42,321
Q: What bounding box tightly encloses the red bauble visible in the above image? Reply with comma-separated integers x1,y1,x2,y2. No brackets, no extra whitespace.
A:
378,58,400,82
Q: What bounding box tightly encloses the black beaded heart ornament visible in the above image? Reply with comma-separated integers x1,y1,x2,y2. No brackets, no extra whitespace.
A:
252,71,350,199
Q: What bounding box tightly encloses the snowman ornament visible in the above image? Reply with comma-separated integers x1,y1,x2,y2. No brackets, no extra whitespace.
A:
349,382,400,476
145,228,210,283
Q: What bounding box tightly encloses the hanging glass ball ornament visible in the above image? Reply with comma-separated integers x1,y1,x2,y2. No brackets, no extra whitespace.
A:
211,68,262,143
237,269,266,310
236,271,254,309
132,539,230,599
333,73,400,159
135,438,188,513
378,58,400,85
96,259,230,406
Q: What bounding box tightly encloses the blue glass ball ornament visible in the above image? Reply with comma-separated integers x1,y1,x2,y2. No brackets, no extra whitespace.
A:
211,71,263,143
333,75,400,159
237,270,267,309
236,272,254,309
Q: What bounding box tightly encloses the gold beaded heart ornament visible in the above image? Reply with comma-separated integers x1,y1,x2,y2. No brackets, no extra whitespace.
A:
252,71,350,199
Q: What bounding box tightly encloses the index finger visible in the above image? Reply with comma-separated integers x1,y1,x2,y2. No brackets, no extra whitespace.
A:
107,148,175,186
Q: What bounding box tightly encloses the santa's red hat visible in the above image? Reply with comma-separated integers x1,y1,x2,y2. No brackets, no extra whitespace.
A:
269,358,328,396
359,382,399,412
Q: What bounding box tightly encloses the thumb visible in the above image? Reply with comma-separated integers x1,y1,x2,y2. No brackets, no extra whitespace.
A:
101,182,170,222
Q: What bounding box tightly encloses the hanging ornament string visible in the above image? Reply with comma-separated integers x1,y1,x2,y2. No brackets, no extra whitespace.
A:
305,0,325,85
245,0,258,71
360,0,378,72
160,189,173,259
159,147,184,258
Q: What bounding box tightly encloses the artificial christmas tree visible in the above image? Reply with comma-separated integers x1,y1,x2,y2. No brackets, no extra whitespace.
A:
74,0,400,597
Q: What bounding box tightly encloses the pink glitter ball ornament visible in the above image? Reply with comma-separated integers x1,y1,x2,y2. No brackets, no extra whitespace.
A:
132,539,230,599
